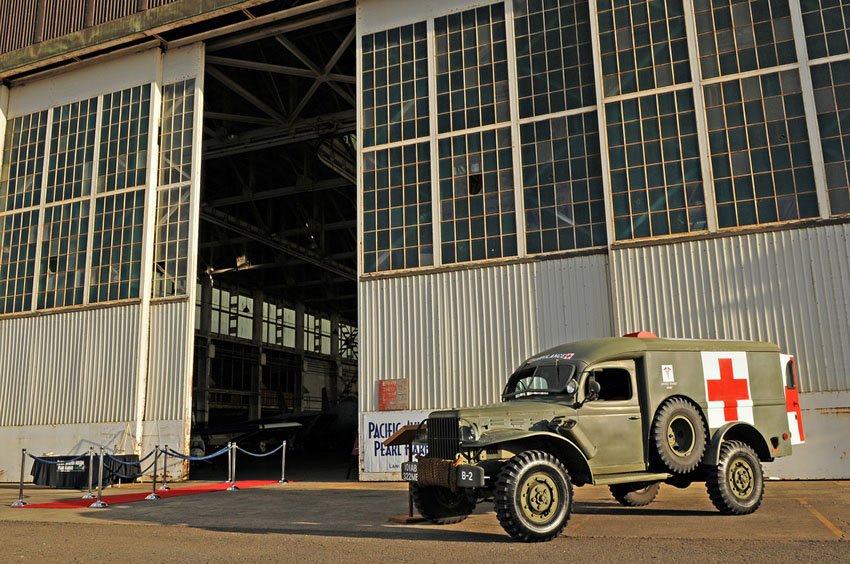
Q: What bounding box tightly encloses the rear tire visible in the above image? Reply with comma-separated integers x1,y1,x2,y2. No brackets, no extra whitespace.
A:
494,450,573,542
652,398,706,473
706,440,764,515
609,482,661,507
411,483,475,524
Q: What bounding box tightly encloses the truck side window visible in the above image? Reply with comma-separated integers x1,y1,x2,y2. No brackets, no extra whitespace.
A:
589,368,632,401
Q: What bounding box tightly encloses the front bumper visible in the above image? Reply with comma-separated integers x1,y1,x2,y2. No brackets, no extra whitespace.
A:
402,458,485,489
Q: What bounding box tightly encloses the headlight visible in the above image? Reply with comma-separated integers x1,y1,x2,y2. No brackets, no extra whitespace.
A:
459,419,479,442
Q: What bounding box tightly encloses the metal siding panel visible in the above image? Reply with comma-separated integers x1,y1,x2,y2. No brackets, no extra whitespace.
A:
42,0,86,41
0,305,140,426
93,0,138,25
610,224,850,393
0,0,36,54
359,255,612,412
145,301,190,421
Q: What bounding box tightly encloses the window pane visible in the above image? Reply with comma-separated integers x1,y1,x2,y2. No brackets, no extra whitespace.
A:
0,110,48,212
811,60,850,216
0,210,39,313
38,201,89,308
801,1,850,60
89,189,145,302
97,84,151,192
47,97,97,203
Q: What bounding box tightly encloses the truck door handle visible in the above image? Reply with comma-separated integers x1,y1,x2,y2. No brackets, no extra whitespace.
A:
628,416,640,420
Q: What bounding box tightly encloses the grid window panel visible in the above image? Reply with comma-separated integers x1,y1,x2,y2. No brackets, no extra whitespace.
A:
811,60,850,215
38,201,89,309
0,110,48,212
89,189,145,302
435,3,510,134
438,127,518,263
159,79,196,186
0,210,39,313
361,22,429,148
695,0,796,80
801,0,850,60
705,70,818,228
362,141,433,273
97,84,151,192
606,89,707,240
513,0,596,118
520,112,606,252
46,97,97,203
597,0,690,97
153,186,190,297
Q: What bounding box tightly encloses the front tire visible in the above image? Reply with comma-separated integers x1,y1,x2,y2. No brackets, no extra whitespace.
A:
411,483,475,524
706,440,765,515
609,482,661,507
494,450,573,542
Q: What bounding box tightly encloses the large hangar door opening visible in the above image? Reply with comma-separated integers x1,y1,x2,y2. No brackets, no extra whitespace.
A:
193,6,358,478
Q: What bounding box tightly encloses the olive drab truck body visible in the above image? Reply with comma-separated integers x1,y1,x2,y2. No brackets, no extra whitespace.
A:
402,334,805,542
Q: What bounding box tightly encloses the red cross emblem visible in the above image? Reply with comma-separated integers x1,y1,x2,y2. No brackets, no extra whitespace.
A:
706,358,750,421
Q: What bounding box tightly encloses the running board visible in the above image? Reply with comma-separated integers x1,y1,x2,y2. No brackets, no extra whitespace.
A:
593,472,671,486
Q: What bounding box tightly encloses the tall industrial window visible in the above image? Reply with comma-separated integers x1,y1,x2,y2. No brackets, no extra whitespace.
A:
695,0,796,80
154,79,195,297
89,190,145,302
361,22,429,147
0,210,38,313
800,1,850,60
98,84,151,192
46,98,97,203
38,201,89,308
263,301,296,348
513,0,595,118
607,89,706,240
0,110,47,212
438,127,517,263
811,60,850,215
362,142,433,272
705,70,818,228
304,313,332,354
520,112,606,252
435,3,510,133
597,0,690,97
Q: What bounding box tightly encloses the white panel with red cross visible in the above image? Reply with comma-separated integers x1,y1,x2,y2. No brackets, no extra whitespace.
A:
700,351,754,429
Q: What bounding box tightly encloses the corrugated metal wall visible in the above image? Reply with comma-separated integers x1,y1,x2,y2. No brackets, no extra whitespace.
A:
0,305,140,426
0,0,37,54
610,223,850,394
93,0,138,26
145,300,191,421
359,254,612,412
42,0,87,42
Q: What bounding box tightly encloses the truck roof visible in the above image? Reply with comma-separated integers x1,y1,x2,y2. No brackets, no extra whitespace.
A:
530,337,779,366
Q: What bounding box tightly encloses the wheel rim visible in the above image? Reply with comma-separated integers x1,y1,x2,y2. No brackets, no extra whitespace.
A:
728,457,755,499
666,415,696,457
518,470,562,525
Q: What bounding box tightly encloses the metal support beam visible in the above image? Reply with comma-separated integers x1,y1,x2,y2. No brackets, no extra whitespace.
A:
206,66,286,123
209,177,350,207
205,111,280,127
201,206,356,280
206,56,355,84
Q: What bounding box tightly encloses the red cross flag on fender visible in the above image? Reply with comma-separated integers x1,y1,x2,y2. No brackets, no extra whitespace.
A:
701,351,754,429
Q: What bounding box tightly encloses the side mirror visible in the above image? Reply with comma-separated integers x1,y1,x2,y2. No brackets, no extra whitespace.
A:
587,380,601,401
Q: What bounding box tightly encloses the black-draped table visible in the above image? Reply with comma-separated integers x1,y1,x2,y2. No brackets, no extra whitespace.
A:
31,454,141,488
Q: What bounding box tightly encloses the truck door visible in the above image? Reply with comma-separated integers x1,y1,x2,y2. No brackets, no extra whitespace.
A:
576,360,645,473
780,354,805,445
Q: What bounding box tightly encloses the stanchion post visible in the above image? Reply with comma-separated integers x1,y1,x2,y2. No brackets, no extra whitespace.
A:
226,441,233,483
89,447,109,508
278,440,288,484
158,445,171,491
227,442,239,491
11,449,27,507
82,446,95,500
146,446,161,500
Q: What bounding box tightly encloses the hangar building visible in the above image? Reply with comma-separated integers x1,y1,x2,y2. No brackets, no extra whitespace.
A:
0,0,848,481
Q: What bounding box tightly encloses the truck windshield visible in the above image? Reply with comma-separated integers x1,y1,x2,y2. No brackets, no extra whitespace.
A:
502,364,576,400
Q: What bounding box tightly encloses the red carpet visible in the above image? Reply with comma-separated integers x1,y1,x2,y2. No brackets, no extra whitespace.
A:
23,480,281,509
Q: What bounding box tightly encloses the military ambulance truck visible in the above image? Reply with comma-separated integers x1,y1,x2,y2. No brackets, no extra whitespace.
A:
402,334,805,542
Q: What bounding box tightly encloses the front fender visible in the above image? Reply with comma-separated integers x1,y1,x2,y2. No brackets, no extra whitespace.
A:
704,422,773,465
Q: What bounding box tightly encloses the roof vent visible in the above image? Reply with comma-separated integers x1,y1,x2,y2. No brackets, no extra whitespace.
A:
623,331,658,338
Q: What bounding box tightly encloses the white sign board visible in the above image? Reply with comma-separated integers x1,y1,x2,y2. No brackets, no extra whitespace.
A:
361,409,430,480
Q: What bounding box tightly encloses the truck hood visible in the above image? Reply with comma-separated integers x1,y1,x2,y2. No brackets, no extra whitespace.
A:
449,398,578,434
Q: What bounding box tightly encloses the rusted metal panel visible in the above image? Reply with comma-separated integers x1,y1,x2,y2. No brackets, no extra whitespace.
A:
0,0,38,54
0,304,140,426
610,223,850,394
144,300,192,421
92,0,138,26
358,254,612,413
42,0,87,42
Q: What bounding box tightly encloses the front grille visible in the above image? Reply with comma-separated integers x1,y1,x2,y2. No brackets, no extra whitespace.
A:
427,412,459,460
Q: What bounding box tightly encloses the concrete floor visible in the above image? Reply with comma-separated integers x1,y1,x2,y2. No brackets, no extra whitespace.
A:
0,478,847,562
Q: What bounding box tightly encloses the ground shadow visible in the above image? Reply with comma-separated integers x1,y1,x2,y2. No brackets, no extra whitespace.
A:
574,500,719,517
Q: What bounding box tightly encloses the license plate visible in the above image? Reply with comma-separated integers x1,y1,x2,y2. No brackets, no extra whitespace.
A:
401,461,417,482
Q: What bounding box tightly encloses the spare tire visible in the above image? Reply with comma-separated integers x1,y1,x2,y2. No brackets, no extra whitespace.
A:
651,397,706,474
